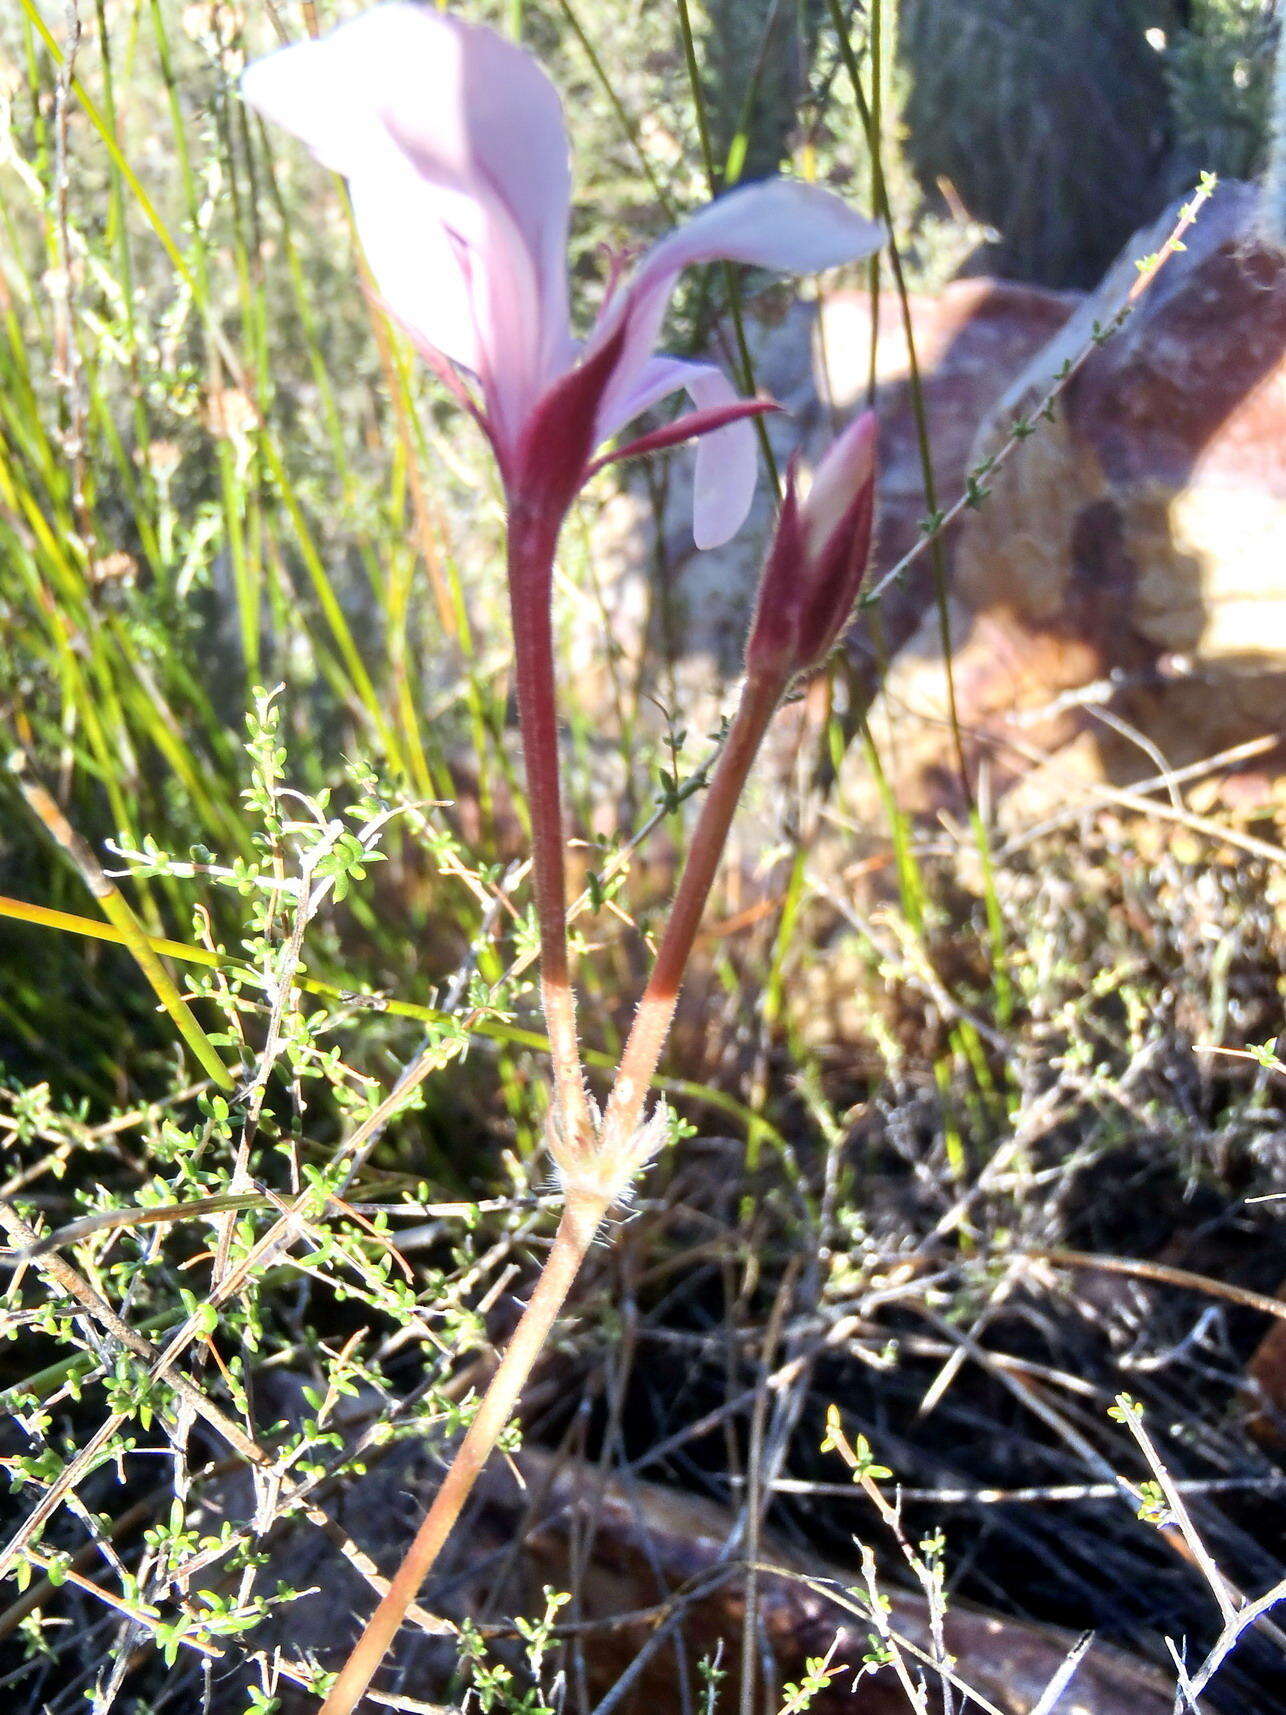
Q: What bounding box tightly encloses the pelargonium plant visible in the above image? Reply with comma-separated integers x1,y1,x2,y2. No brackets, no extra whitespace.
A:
243,7,881,1708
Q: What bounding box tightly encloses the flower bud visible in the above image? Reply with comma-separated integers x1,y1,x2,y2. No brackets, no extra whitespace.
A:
744,411,877,683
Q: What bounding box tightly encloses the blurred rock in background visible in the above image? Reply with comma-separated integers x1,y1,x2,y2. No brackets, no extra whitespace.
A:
595,175,1286,843
875,178,1286,813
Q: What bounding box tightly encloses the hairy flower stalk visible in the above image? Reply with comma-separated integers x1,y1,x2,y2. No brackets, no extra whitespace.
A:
508,519,593,1151
601,412,879,1163
332,419,881,1704
318,1198,605,1715
317,414,876,1714
244,9,883,1707
596,669,783,1167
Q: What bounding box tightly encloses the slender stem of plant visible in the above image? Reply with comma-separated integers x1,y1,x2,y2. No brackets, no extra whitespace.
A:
318,1192,609,1715
824,0,970,804
600,667,785,1155
507,515,595,1159
319,596,786,1715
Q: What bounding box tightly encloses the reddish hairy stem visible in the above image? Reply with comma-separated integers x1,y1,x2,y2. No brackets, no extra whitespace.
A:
507,513,594,1158
318,509,604,1713
318,625,786,1715
600,668,785,1154
317,1194,609,1715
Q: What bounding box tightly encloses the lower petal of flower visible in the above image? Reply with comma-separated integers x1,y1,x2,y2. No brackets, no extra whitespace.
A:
594,354,763,548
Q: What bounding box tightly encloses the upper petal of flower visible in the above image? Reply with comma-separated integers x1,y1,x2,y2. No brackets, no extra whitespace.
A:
347,161,486,380
589,180,885,435
242,4,574,450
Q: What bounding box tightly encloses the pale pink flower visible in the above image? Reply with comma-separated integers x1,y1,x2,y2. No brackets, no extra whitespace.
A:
242,3,884,549
745,410,877,680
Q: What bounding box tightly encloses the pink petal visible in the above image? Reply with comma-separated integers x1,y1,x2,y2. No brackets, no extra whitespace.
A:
347,163,484,379
598,355,764,548
588,396,779,471
241,31,385,173
802,408,878,558
589,180,885,434
638,179,886,291
687,368,764,550
372,9,573,390
242,4,574,450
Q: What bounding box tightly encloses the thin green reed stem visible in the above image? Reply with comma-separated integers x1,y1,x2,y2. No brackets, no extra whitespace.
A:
674,0,781,496
972,803,1014,1032
741,826,807,1195
866,0,881,404
1,230,237,855
675,0,717,177
721,0,787,188
12,771,233,1092
858,719,967,1179
850,0,1012,1085
256,438,401,754
552,0,675,217
17,11,51,202
218,77,285,692
825,0,970,804
91,0,160,576
18,0,193,291
34,0,403,782
148,0,262,684
0,446,139,849
12,20,138,841
372,339,512,837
